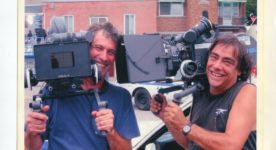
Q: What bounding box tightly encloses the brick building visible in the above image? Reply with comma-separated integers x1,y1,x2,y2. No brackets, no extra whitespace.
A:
42,0,157,34
35,0,246,35
25,0,247,77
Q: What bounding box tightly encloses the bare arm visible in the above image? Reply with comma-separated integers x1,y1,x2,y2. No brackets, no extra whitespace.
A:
166,124,190,149
106,129,132,150
186,84,256,149
92,109,132,150
151,94,190,148
25,106,49,150
164,84,256,150
25,132,44,150
162,102,190,149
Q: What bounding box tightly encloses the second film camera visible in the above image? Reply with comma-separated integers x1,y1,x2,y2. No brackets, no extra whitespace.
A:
116,17,214,105
116,17,213,86
116,17,257,106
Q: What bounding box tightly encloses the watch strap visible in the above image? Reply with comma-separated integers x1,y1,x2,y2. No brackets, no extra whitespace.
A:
183,122,193,136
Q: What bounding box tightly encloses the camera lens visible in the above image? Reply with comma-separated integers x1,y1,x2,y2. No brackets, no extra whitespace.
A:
180,60,198,79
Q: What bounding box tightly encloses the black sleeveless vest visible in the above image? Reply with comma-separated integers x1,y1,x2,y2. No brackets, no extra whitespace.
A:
188,81,256,150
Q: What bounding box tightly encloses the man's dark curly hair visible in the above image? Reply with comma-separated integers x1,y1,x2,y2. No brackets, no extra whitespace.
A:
208,34,253,81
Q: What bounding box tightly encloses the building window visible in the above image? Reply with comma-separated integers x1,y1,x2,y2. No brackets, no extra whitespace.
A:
219,2,240,18
90,17,108,25
232,2,239,17
198,0,209,4
63,15,74,32
124,14,135,35
159,2,184,16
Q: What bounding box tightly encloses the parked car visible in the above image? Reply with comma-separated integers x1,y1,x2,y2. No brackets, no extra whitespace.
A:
132,95,193,150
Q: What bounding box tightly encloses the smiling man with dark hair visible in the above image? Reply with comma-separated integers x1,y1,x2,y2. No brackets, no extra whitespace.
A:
151,34,256,150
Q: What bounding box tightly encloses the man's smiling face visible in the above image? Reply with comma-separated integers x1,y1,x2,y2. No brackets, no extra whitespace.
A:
206,44,241,95
90,30,117,78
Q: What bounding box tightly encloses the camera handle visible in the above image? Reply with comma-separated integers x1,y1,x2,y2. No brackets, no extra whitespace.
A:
29,95,44,112
154,85,184,115
93,88,108,136
153,83,204,115
173,82,204,104
153,94,164,115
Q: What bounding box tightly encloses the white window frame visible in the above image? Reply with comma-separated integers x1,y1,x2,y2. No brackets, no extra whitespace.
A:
218,2,240,18
159,2,184,17
124,14,136,35
63,15,74,32
89,16,108,25
232,2,240,17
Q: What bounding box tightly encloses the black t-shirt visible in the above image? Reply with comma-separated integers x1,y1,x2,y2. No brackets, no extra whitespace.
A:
188,81,256,150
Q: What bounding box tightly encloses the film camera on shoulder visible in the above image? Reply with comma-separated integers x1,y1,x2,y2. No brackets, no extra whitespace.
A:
25,17,104,112
116,17,256,106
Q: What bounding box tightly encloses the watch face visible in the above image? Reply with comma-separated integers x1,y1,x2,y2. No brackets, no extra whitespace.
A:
183,123,192,135
184,125,191,133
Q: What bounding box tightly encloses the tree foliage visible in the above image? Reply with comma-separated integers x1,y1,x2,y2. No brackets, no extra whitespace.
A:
246,0,257,17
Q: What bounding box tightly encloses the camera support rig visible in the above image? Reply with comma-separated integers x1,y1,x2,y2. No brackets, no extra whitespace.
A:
26,16,109,136
149,17,214,113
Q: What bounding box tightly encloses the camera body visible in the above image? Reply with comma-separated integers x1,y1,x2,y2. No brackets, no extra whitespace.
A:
28,32,102,99
116,17,213,84
34,41,91,81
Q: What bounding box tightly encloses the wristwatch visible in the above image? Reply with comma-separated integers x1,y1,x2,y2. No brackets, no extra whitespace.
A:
182,122,193,136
